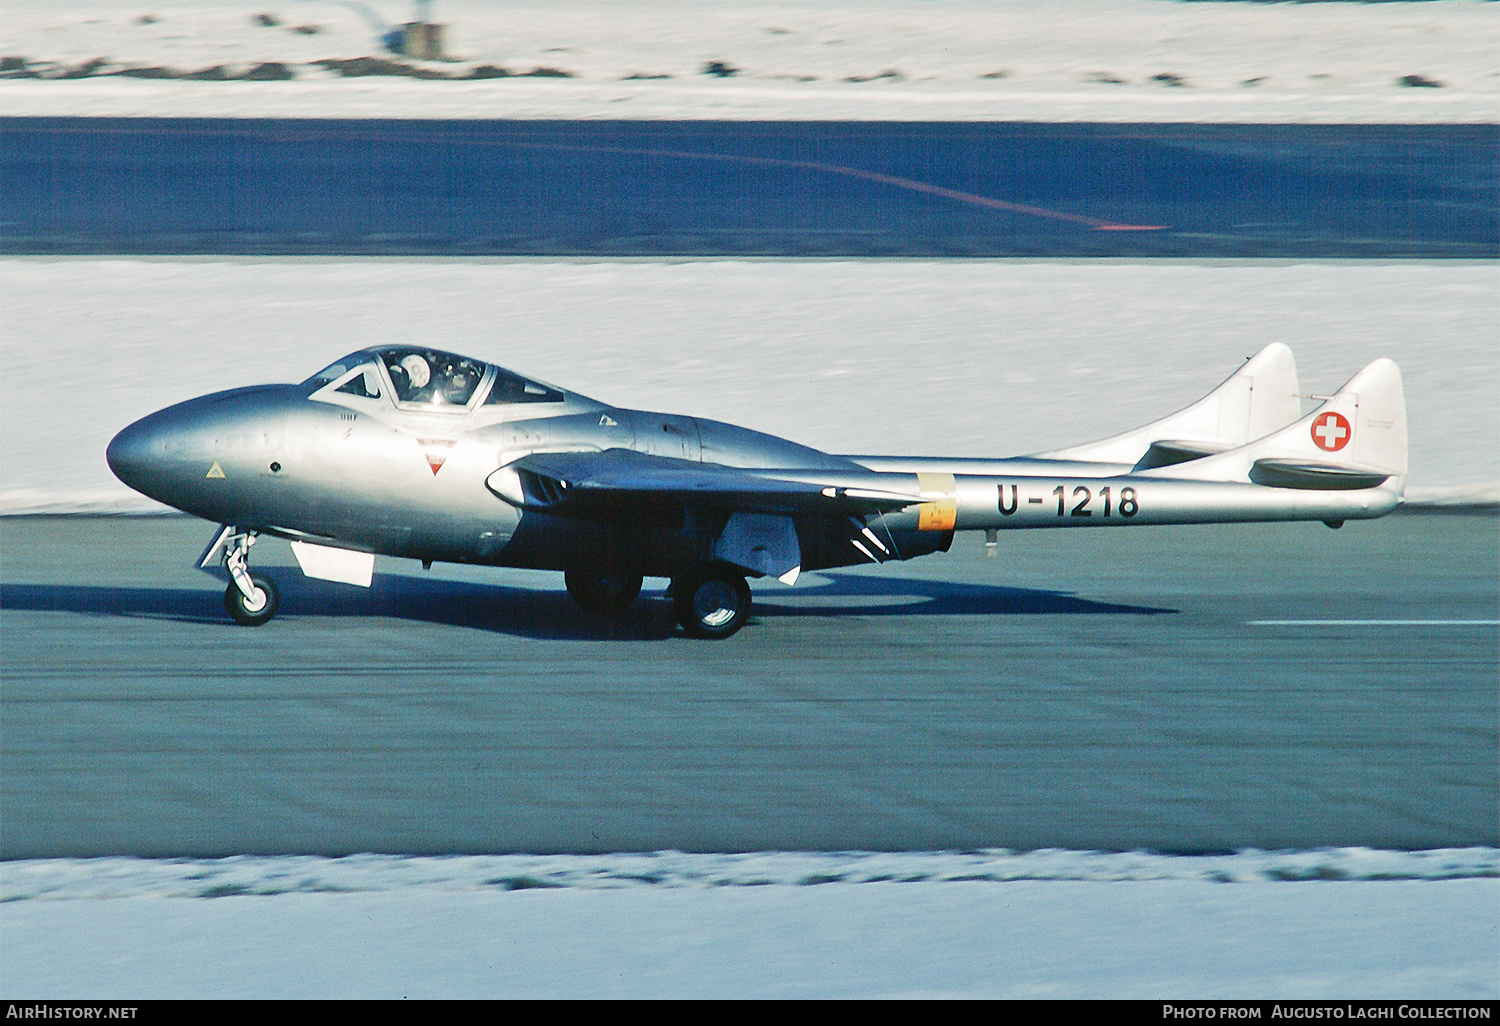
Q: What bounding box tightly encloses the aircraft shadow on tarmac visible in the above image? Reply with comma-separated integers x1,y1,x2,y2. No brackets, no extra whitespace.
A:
0,572,1176,642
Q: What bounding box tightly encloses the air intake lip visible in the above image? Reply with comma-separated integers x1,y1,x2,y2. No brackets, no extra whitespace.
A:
519,469,570,507
486,464,570,508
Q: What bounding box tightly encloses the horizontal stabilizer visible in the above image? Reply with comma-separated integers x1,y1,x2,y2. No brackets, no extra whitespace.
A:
1148,357,1407,491
1035,343,1301,467
1249,460,1390,491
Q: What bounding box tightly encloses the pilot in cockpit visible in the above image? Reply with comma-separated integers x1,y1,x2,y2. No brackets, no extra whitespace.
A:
396,353,433,403
373,348,487,407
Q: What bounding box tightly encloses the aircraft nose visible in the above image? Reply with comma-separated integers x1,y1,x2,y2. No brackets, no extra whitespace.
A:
107,386,294,514
107,396,226,503
106,414,164,494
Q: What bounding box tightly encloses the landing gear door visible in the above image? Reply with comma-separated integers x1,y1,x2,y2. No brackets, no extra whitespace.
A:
713,512,802,585
196,524,234,574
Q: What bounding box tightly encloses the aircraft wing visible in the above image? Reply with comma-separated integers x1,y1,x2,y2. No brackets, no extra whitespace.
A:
486,448,923,516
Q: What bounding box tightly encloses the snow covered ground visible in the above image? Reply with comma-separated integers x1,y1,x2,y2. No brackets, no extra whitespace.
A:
2,0,1496,122
3,850,1496,998
1,257,1494,514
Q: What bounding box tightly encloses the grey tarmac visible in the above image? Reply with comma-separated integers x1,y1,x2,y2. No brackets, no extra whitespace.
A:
1,511,1494,857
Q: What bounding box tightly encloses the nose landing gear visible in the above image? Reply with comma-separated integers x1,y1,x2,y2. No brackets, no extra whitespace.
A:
220,528,280,626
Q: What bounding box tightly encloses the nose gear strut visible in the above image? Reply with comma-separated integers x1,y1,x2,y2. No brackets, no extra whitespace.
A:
201,525,281,626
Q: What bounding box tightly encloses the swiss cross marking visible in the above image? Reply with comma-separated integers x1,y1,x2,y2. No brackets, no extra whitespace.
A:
1311,412,1351,452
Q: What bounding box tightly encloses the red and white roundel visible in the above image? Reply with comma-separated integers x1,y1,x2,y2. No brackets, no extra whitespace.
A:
1310,411,1352,452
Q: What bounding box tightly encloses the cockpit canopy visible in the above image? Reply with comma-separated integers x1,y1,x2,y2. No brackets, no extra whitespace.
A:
303,346,565,411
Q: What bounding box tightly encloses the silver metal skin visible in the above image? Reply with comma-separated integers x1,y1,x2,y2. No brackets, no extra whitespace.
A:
107,343,1407,637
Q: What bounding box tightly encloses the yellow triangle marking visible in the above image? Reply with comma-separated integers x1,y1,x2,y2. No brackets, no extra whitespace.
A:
206,462,226,479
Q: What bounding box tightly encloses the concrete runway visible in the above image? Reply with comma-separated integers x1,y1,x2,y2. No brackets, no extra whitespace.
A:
1,512,1494,857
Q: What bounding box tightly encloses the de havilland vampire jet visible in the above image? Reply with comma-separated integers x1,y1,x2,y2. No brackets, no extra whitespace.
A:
106,342,1407,638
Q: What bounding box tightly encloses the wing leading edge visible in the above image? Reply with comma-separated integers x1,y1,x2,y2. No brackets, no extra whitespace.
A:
485,448,922,517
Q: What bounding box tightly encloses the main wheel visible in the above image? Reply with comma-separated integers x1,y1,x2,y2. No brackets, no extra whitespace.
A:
564,569,643,614
224,573,280,626
672,569,751,639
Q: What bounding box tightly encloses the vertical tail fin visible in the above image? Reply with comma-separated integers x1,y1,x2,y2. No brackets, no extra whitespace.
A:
1149,357,1407,491
1034,343,1302,467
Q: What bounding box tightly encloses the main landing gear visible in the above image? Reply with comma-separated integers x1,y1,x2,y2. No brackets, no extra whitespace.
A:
563,564,752,639
670,566,752,640
564,569,643,615
221,529,280,626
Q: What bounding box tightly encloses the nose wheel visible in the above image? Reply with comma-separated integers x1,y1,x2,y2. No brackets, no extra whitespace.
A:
225,572,280,626
220,528,280,626
672,567,751,639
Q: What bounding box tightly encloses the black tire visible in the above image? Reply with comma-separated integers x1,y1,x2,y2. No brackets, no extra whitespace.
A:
564,569,643,614
672,569,751,639
224,573,280,626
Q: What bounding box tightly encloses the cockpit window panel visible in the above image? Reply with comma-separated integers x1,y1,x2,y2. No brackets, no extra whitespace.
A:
373,346,489,410
335,366,383,398
305,357,385,402
484,368,565,405
302,354,369,395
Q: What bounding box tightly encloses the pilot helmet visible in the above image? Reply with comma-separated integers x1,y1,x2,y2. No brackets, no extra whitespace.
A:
399,353,431,389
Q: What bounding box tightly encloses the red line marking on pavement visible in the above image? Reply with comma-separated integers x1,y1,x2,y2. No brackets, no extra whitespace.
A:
510,141,1171,233
797,161,1166,231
